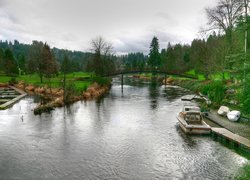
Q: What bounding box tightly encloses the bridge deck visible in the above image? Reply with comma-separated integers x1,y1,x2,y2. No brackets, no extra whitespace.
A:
103,70,197,79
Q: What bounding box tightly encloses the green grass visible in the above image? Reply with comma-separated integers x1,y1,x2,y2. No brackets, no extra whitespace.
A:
235,164,250,180
0,72,93,92
185,69,231,81
186,69,206,80
186,69,196,76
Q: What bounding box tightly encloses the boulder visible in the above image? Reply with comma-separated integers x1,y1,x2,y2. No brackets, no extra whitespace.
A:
226,89,235,94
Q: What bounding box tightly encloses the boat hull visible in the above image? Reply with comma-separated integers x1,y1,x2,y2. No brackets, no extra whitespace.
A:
177,114,211,135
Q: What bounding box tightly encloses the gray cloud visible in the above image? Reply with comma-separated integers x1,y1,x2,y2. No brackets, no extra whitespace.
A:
0,0,217,53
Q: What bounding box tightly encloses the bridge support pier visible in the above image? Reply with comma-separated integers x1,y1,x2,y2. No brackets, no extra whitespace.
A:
164,73,167,86
121,74,123,88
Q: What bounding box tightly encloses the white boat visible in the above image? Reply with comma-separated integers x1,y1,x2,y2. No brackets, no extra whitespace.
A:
177,106,211,134
227,111,241,122
217,106,230,116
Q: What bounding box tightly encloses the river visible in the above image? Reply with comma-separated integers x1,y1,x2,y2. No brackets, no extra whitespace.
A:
0,78,249,179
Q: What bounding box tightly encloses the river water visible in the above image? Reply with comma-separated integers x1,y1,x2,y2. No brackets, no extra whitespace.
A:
0,78,249,179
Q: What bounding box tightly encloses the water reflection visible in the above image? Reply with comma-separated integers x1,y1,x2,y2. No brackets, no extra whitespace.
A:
0,77,249,179
149,80,160,110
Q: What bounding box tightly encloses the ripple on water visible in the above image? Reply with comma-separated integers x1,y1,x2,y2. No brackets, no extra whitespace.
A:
0,83,248,179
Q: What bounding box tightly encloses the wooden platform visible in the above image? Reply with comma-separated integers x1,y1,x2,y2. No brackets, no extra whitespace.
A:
0,86,27,110
211,128,250,151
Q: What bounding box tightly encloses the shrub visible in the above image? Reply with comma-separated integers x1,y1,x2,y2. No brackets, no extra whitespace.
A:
92,77,111,86
207,81,225,104
64,82,78,103
234,164,250,180
8,77,18,85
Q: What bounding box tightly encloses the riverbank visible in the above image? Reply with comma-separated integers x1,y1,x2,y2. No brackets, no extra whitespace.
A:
164,77,250,142
206,110,250,140
0,81,110,114
1,80,247,179
0,73,112,114
19,81,110,115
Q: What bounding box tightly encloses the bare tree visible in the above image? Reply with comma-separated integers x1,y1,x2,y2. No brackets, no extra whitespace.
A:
91,36,113,56
206,0,245,45
89,36,114,75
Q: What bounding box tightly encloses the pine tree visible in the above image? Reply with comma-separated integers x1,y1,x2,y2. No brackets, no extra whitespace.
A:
0,48,4,72
18,54,26,74
3,49,18,75
148,36,161,69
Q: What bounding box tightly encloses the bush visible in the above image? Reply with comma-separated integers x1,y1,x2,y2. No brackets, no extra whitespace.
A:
199,81,225,105
8,77,18,85
208,81,225,104
92,77,111,86
241,75,250,115
234,164,250,180
64,82,78,103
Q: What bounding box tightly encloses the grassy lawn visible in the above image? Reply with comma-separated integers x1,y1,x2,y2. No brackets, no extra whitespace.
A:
0,72,93,92
186,69,231,81
186,69,206,80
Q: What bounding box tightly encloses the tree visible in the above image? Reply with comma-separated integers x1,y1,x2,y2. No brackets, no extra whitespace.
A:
89,36,114,75
61,53,70,103
205,0,244,50
0,48,4,72
27,41,43,77
27,41,58,83
3,49,18,75
17,54,26,74
42,43,58,88
148,36,161,69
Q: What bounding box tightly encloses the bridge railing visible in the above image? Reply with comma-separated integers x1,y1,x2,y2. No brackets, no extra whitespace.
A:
103,68,197,79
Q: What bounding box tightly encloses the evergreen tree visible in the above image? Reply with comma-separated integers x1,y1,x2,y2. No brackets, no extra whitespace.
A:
42,43,58,78
17,54,26,74
148,36,161,68
3,49,18,75
0,48,4,72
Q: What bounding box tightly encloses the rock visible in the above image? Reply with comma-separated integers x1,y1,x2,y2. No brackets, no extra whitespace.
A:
229,100,238,105
226,89,235,94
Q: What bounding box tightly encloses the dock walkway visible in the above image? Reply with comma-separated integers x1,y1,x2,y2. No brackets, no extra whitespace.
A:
206,110,250,140
211,128,250,151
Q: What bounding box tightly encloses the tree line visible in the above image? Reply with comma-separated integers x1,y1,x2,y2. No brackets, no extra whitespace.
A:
0,40,93,76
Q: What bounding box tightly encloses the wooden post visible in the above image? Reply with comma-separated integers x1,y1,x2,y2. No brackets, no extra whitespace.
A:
164,73,167,86
121,74,123,88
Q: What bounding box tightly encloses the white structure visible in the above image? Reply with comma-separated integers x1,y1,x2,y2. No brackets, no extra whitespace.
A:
227,111,241,122
217,106,230,116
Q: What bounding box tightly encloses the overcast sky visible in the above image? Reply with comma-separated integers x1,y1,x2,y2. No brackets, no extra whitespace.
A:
0,0,217,54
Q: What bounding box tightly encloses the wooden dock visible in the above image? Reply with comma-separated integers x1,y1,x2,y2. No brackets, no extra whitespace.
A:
211,128,250,152
0,86,27,110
